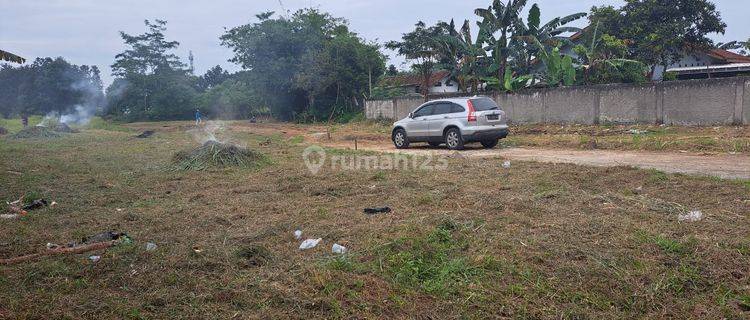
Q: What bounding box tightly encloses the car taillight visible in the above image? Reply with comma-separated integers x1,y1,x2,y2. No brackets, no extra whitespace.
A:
467,100,477,122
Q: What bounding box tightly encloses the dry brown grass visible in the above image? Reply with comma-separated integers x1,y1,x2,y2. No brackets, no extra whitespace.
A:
0,121,748,319
316,121,750,154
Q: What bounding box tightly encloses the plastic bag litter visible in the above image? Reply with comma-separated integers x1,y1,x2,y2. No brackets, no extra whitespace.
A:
678,210,703,222
294,230,303,240
502,161,511,169
332,243,347,254
0,214,19,219
299,238,322,250
145,242,158,251
89,255,101,262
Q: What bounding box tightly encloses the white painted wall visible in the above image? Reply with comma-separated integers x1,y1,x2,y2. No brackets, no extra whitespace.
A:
429,76,459,94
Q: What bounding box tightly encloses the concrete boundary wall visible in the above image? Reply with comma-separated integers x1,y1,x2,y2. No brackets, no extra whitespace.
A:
365,77,750,126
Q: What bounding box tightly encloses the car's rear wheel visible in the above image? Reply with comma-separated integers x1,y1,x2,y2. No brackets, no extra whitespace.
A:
445,128,464,150
392,128,409,149
481,139,498,149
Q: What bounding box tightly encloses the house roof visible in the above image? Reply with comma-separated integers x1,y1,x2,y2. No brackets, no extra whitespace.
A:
706,49,750,63
667,62,750,74
381,70,452,87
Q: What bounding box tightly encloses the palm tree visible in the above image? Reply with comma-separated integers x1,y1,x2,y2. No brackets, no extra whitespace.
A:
0,50,26,64
475,0,528,82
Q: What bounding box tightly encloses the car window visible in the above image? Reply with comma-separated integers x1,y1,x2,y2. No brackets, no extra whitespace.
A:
449,103,465,113
432,103,451,115
470,97,500,111
413,105,434,117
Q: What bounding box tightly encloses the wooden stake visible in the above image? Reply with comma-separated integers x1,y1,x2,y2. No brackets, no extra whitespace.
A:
0,241,117,265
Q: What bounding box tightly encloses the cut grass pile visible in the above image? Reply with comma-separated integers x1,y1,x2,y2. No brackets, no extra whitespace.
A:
172,140,269,170
52,123,78,133
10,126,61,139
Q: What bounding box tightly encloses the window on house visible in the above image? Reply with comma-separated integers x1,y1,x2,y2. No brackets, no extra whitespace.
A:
434,82,442,87
445,81,454,87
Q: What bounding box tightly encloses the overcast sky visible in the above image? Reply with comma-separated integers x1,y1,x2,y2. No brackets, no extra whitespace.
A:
1,0,747,85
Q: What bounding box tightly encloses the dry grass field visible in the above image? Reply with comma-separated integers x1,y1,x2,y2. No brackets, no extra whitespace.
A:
1,120,749,319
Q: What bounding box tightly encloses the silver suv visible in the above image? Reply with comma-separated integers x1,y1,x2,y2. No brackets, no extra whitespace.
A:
391,96,508,150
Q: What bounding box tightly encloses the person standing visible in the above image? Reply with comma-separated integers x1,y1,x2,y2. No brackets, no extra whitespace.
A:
195,109,202,125
22,114,29,128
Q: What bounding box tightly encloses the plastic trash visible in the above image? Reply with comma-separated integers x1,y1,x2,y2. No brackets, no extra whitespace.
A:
299,238,322,250
294,230,303,240
678,210,703,222
364,207,391,215
145,242,158,251
332,243,347,254
23,199,48,211
0,214,19,219
502,161,511,169
89,255,101,262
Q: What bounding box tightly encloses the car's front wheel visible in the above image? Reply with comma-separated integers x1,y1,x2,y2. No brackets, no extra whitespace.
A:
481,139,498,149
445,128,464,150
392,128,409,149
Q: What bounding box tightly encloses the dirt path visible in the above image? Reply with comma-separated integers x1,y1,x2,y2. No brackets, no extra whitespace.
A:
320,140,750,180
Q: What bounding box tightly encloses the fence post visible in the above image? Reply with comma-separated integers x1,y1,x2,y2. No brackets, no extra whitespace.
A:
655,84,664,125
734,79,744,125
593,89,601,125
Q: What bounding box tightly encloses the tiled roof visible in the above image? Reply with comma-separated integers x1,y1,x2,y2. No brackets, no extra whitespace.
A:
382,70,452,87
707,49,750,63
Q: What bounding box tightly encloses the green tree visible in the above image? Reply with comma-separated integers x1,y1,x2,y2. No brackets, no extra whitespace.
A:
514,4,586,74
221,9,384,121
0,57,104,118
572,23,648,85
107,19,196,121
386,21,448,101
433,19,487,93
112,20,185,77
197,65,231,91
474,0,528,82
590,0,726,79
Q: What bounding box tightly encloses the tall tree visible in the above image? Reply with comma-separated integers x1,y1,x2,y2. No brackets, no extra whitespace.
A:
221,9,384,120
386,21,447,101
474,0,527,82
107,19,196,121
197,65,230,91
590,0,726,79
515,4,586,74
0,57,104,118
112,20,185,77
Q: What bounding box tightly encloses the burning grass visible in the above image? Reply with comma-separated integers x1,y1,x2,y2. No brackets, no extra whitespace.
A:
172,140,270,171
10,126,62,139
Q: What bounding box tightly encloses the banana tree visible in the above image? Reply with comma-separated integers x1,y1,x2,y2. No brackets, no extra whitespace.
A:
434,19,487,93
475,0,528,83
572,22,647,84
524,37,576,87
514,4,586,73
717,40,750,55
